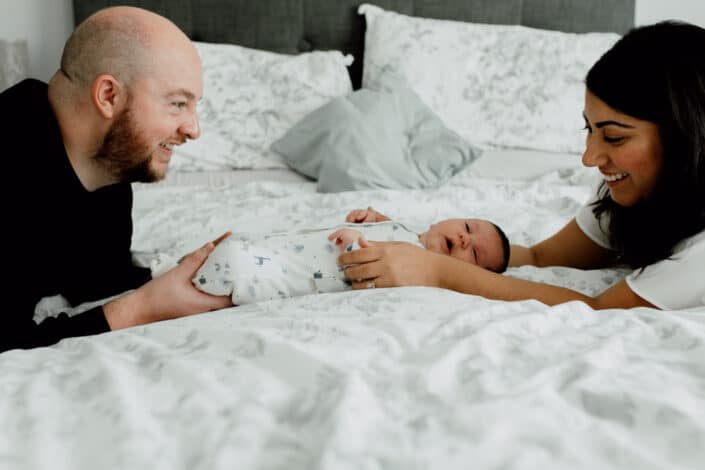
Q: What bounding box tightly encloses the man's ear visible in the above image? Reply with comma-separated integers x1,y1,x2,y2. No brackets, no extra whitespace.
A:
91,74,124,119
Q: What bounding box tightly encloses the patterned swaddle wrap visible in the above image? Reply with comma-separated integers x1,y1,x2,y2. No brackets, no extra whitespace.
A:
193,221,422,304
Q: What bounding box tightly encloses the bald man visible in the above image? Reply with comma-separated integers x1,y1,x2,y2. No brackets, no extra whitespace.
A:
1,7,231,352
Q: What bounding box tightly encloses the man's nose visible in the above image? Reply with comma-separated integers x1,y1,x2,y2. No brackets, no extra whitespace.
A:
180,112,200,140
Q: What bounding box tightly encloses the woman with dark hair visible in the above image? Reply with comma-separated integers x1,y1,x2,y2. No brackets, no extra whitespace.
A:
338,21,705,310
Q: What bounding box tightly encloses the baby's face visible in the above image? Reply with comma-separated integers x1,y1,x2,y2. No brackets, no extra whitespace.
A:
421,218,505,271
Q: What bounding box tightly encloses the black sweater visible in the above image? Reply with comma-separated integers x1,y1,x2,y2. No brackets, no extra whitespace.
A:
1,79,151,352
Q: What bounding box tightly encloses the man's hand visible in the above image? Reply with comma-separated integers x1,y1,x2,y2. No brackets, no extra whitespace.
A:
345,206,390,223
104,232,233,330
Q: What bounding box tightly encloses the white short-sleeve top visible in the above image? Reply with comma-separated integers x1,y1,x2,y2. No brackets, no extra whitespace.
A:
575,201,705,310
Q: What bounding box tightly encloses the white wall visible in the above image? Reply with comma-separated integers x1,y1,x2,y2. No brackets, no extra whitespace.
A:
1,0,705,83
636,0,705,27
0,0,73,82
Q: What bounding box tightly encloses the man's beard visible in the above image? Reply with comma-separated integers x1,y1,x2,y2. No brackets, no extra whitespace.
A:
93,106,162,183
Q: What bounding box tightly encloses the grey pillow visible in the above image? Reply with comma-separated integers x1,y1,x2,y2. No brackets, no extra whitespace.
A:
271,70,481,192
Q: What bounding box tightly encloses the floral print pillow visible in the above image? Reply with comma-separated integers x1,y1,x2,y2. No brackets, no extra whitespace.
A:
171,42,354,171
359,4,619,154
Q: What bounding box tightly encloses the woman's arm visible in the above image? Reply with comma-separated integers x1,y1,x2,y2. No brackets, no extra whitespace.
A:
437,252,654,309
509,219,616,269
338,221,655,310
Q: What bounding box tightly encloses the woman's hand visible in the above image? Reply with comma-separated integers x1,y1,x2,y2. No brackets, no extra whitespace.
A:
337,241,444,289
104,233,234,329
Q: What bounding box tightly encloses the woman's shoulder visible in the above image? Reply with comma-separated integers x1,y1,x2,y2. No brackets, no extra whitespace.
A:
626,227,705,310
575,199,613,250
673,226,705,253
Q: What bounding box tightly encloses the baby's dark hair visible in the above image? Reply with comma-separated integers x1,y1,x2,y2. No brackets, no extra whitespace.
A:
491,223,511,273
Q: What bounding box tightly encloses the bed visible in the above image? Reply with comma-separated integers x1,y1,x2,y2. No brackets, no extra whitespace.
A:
2,1,705,469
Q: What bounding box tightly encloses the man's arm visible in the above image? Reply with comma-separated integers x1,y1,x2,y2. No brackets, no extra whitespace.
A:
2,237,231,353
2,303,111,353
103,238,232,330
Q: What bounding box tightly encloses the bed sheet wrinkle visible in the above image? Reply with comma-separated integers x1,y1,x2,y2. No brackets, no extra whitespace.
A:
4,287,705,468
15,0,702,467
6,158,705,468
130,172,624,296
131,171,596,263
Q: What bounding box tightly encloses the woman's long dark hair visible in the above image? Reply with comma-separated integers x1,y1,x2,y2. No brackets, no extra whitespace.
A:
585,21,705,269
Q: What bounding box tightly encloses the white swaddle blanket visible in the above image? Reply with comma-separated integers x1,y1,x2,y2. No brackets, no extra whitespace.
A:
192,221,422,304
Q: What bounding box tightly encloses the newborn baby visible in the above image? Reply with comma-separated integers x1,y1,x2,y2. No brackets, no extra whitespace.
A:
192,210,509,305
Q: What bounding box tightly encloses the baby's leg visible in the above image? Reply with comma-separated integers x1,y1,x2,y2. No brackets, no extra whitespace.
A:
193,241,236,296
192,239,282,305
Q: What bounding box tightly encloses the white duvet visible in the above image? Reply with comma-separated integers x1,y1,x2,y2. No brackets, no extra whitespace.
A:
1,165,703,470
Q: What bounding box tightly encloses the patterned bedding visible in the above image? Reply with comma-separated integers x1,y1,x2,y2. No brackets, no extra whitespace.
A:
2,164,703,469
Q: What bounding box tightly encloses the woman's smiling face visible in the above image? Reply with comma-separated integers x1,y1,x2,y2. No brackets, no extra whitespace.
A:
581,90,665,207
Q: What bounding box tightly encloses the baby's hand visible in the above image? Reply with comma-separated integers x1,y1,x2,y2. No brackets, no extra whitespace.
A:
328,228,369,251
345,206,385,223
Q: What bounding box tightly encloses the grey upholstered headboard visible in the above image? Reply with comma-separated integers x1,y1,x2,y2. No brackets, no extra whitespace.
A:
73,0,635,88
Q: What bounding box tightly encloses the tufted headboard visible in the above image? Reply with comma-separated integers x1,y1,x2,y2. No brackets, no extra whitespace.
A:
73,0,635,89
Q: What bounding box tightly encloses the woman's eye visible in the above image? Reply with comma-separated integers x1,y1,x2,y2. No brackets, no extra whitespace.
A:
582,125,592,133
465,222,470,233
604,136,625,144
172,102,187,109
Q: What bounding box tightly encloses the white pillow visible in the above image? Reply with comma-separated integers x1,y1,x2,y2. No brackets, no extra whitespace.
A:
171,42,354,171
359,4,619,154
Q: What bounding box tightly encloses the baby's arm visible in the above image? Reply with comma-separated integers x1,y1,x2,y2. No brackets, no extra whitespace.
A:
345,206,391,223
328,228,372,251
